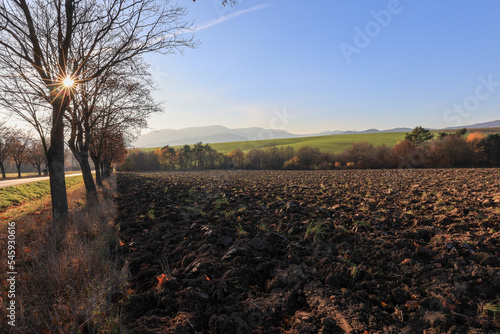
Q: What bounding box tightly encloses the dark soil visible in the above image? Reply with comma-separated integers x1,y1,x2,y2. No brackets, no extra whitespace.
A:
115,169,500,334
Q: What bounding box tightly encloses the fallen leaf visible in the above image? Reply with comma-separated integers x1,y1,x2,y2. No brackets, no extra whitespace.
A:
405,300,420,309
156,273,169,285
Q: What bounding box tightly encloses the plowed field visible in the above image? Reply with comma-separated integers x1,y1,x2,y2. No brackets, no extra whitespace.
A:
115,169,500,333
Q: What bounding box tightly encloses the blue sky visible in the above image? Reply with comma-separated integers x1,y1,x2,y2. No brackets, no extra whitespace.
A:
144,0,500,134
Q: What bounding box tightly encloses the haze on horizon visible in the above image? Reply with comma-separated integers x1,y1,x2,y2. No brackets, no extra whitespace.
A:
146,1,500,135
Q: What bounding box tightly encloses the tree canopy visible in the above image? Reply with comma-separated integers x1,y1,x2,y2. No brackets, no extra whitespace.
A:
405,126,435,145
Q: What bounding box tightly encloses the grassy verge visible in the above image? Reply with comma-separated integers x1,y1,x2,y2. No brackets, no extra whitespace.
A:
0,176,128,333
0,176,84,211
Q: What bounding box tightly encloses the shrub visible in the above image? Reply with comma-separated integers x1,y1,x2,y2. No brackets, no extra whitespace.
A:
393,140,426,168
118,149,160,171
436,134,473,167
479,134,500,166
284,156,301,170
296,146,321,169
341,142,376,169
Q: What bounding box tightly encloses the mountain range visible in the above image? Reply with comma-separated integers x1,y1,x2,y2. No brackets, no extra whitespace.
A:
133,119,500,148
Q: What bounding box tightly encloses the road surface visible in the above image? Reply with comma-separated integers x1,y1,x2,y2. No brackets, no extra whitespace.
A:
0,173,83,189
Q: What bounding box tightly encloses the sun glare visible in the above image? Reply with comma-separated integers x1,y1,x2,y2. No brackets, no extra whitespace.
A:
63,76,74,88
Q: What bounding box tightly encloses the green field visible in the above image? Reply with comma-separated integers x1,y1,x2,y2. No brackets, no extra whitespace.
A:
141,132,406,154
141,127,500,154
206,132,407,154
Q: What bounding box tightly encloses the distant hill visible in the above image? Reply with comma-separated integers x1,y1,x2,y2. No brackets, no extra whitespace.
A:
133,119,500,148
133,125,300,148
445,119,500,130
317,127,413,136
133,125,414,148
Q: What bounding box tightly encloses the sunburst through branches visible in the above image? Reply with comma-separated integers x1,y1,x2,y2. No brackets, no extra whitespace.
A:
49,73,79,105
62,76,74,88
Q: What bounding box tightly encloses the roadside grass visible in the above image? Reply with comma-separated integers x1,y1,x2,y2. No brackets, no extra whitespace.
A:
0,176,128,333
0,175,85,211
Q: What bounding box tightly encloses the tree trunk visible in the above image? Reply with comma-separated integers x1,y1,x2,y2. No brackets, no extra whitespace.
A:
102,164,107,180
100,162,105,180
37,166,41,176
0,161,5,179
92,155,103,186
70,148,98,204
103,161,112,179
68,114,98,203
16,163,21,178
47,103,69,220
80,157,98,203
107,162,112,178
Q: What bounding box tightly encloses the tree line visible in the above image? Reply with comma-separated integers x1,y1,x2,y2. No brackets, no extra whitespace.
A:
0,124,129,180
0,125,47,178
119,127,500,171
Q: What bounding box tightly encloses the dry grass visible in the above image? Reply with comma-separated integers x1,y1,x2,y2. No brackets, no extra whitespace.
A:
0,175,128,333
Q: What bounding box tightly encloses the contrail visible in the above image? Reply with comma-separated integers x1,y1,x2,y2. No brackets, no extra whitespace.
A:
194,4,270,32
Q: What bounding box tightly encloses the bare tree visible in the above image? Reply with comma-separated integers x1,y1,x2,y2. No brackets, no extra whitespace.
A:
26,137,48,176
0,122,14,179
66,58,160,201
10,130,29,178
88,64,162,186
0,0,194,219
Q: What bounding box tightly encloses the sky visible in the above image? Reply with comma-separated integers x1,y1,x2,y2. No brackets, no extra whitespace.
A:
144,1,500,134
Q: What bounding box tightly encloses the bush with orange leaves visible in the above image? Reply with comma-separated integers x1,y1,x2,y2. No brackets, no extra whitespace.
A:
466,132,487,166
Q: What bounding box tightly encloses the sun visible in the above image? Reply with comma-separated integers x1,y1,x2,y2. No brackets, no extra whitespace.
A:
63,76,74,88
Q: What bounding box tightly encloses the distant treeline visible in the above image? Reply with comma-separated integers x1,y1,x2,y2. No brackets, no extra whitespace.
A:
118,128,500,171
